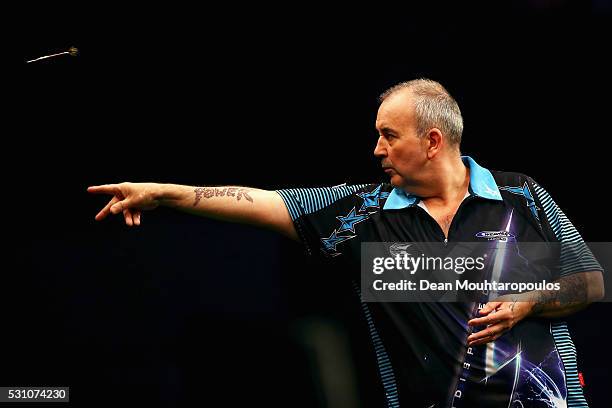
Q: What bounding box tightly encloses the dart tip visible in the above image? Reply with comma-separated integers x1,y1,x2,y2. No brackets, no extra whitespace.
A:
68,46,79,57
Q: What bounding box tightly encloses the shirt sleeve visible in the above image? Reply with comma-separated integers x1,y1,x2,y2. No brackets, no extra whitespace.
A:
530,179,603,277
275,183,383,258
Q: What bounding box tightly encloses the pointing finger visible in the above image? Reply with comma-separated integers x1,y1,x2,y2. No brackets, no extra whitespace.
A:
87,184,119,195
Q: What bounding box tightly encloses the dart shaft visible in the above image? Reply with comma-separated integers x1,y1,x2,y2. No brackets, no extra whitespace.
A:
26,51,70,64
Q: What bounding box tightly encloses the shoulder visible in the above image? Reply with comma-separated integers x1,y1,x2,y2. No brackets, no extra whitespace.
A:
276,182,392,219
489,170,540,188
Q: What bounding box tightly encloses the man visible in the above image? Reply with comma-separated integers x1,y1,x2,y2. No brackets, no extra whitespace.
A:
89,79,603,407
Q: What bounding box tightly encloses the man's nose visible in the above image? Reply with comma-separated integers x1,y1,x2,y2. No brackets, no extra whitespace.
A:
374,136,387,158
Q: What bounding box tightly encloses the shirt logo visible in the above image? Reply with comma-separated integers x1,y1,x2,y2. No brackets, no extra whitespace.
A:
389,242,412,257
475,230,516,241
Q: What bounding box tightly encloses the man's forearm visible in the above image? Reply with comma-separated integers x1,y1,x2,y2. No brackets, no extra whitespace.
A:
154,184,297,239
159,184,256,214
525,271,604,318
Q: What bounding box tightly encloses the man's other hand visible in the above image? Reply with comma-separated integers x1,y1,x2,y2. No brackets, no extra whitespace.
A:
466,294,534,346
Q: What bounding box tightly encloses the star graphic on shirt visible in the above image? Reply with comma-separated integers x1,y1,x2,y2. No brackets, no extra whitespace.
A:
520,184,540,219
499,182,540,223
357,184,386,212
336,207,370,234
321,230,355,252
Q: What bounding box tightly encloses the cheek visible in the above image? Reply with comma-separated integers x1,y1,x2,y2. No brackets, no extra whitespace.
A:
390,150,410,168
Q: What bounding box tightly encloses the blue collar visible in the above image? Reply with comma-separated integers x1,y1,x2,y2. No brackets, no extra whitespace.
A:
382,156,502,210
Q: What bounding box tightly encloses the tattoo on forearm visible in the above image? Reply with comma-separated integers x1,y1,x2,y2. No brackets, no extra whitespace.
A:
193,187,253,206
531,273,588,315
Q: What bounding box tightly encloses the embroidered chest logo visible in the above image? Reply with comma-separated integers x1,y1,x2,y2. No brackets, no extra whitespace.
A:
389,242,412,257
475,230,516,241
476,208,518,242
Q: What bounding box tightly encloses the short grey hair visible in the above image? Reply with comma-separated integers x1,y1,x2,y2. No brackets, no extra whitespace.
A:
379,79,463,147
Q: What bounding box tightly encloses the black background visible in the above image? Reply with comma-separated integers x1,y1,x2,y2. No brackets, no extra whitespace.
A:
8,2,612,407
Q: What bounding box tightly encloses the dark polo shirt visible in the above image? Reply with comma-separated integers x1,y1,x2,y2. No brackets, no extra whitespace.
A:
277,156,601,408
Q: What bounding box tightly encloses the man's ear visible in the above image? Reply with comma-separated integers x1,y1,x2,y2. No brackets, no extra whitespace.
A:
426,128,444,159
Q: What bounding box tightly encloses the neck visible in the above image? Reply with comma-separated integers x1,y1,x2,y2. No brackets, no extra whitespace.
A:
410,154,469,204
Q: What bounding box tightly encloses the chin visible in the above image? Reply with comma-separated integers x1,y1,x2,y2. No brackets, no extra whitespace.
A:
388,175,411,190
388,176,403,187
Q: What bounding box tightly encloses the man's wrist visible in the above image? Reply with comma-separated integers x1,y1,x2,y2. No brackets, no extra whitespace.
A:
514,292,539,317
155,183,183,208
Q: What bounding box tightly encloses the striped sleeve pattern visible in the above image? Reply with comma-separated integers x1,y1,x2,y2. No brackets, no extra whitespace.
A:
276,184,369,221
534,182,601,408
532,183,603,276
551,322,588,408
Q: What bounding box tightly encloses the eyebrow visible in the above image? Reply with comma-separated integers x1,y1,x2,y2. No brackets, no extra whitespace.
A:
378,127,398,136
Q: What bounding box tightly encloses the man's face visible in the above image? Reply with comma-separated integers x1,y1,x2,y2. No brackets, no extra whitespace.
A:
374,91,428,189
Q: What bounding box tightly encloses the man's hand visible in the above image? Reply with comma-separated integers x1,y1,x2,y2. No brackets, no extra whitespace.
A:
466,294,533,347
88,183,162,227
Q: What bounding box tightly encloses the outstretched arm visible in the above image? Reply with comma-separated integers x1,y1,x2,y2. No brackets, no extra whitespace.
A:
87,183,298,241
